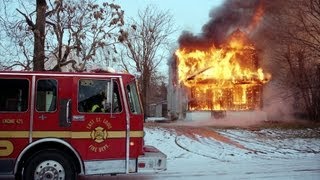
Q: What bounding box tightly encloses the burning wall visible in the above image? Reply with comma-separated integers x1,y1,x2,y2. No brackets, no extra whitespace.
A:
176,30,269,111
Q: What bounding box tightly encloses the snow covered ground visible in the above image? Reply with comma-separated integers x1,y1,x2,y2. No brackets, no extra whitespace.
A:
145,122,320,180
83,121,320,180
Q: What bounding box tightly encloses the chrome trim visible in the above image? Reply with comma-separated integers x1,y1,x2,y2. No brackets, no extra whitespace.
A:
119,77,130,174
0,72,126,79
110,78,114,118
84,159,136,175
14,138,84,175
34,160,65,179
66,99,71,124
137,147,167,173
29,75,36,143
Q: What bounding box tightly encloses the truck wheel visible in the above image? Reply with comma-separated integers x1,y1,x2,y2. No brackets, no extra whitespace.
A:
23,150,76,180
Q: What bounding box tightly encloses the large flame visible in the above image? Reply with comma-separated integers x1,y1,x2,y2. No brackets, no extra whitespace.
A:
175,30,270,111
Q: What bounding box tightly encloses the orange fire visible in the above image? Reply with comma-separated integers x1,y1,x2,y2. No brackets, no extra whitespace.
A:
175,30,270,111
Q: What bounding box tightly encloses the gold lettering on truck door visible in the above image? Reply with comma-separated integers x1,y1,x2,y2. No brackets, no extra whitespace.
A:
0,140,14,156
87,118,113,153
1,119,24,125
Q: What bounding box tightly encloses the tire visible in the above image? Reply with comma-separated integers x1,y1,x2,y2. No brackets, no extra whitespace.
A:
23,150,76,180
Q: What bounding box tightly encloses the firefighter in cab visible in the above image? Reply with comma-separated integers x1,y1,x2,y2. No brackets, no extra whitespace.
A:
90,91,108,113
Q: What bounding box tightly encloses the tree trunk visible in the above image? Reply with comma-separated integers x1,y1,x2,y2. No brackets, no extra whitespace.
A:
33,0,46,71
315,65,320,121
140,66,151,121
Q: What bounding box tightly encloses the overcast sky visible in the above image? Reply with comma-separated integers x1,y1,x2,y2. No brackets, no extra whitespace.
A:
115,0,224,37
113,0,224,72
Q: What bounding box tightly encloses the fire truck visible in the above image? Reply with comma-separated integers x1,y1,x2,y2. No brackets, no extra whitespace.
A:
0,70,166,179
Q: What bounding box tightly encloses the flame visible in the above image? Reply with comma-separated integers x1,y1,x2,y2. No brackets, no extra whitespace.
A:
175,30,271,111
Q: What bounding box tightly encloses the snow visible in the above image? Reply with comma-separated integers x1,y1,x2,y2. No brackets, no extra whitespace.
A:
80,122,320,180
145,117,169,122
142,124,320,179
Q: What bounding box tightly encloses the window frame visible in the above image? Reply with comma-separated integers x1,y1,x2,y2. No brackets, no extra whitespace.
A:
35,78,58,113
0,78,30,113
77,78,123,114
126,81,143,115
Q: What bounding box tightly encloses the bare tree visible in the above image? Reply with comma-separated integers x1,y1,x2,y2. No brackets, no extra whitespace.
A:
0,0,124,71
0,0,35,70
45,0,124,71
119,5,175,117
16,0,46,71
261,0,320,121
34,0,46,70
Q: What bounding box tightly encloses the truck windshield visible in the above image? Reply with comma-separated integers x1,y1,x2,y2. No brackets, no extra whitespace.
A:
127,81,142,114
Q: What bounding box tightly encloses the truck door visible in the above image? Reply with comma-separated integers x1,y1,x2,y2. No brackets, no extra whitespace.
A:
71,77,127,173
0,77,30,174
32,76,73,139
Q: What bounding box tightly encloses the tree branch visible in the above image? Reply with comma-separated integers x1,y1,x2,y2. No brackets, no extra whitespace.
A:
16,8,35,30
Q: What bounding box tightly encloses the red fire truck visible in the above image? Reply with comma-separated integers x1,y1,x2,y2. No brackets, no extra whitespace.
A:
0,70,166,179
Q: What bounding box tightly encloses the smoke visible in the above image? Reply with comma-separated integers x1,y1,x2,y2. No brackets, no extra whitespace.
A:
262,82,297,122
173,111,268,128
178,0,264,48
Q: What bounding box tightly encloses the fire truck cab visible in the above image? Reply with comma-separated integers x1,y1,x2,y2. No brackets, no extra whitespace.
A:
0,70,166,179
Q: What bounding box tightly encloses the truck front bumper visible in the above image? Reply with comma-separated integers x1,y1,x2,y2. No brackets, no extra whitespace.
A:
137,145,167,173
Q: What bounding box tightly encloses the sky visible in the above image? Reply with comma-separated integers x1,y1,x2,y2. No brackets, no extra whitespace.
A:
113,0,225,72
115,0,224,40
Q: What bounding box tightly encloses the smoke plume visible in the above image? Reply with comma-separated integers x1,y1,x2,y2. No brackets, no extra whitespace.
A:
178,0,264,48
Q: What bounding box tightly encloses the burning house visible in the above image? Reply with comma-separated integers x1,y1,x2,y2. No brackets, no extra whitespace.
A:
167,0,271,121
